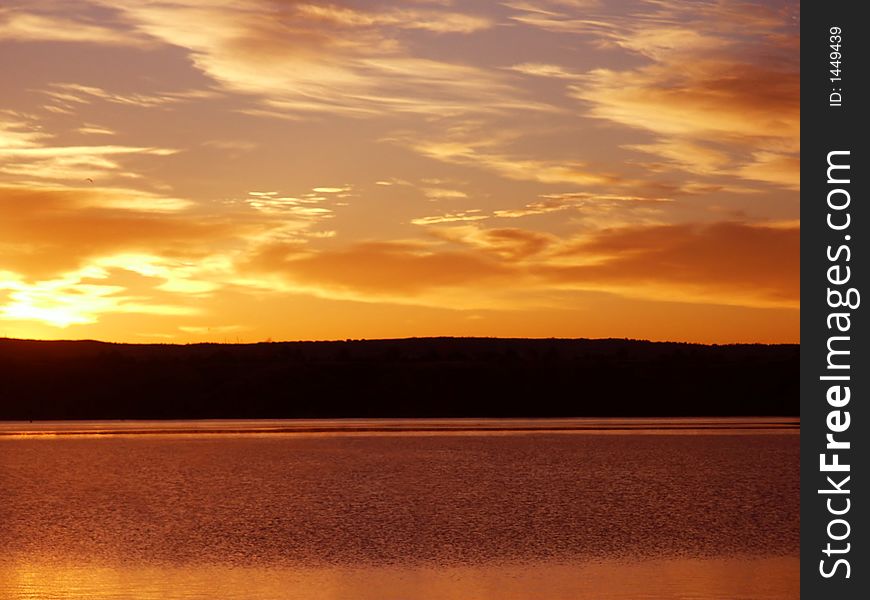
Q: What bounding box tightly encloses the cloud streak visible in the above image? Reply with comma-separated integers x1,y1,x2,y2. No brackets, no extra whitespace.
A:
543,221,799,308
562,0,799,189
239,220,798,310
0,115,177,182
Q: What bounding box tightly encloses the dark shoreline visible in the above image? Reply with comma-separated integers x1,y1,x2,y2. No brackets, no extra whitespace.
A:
0,417,801,437
0,337,799,420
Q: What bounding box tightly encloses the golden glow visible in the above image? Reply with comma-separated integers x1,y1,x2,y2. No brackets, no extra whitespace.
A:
0,265,197,329
0,557,799,600
0,0,799,343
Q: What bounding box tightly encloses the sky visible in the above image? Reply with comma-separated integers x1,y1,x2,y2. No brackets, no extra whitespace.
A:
0,0,799,344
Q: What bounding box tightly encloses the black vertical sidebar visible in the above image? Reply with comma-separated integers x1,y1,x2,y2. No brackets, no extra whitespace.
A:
801,2,868,598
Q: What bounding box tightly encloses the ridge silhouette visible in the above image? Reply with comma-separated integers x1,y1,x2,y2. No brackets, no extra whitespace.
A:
0,337,798,420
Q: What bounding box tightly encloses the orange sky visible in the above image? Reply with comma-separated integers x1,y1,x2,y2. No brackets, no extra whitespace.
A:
0,0,799,344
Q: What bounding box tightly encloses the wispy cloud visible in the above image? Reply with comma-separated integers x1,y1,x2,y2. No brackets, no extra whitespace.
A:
494,192,671,220
561,0,799,189
0,114,50,148
67,0,542,120
76,124,116,136
411,210,487,225
0,8,149,46
295,4,493,34
0,115,176,182
234,217,798,312
507,62,583,79
0,145,175,181
41,83,219,114
432,225,555,260
542,221,799,308
422,187,468,201
412,139,618,186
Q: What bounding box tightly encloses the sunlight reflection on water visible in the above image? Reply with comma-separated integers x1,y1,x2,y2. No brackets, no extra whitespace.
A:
0,420,799,599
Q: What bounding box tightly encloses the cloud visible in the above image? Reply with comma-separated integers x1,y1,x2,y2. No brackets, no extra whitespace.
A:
240,218,797,311
0,186,231,276
411,210,487,225
241,187,355,230
72,0,541,119
0,145,176,181
41,83,220,114
245,240,514,299
572,60,798,147
248,199,333,219
561,0,799,189
504,0,613,36
506,62,582,79
1,114,176,182
409,191,672,242
431,225,554,260
409,191,669,237
76,124,116,136
0,9,149,46
735,151,800,190
0,115,50,148
201,139,258,153
0,184,274,328
624,140,732,177
423,187,468,201
413,139,618,186
294,4,493,34
493,192,670,220
0,271,198,327
542,221,799,307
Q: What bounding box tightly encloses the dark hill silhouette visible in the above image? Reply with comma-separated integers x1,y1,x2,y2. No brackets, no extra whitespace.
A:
0,337,798,420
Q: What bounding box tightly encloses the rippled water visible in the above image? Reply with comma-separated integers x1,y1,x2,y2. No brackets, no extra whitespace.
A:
0,419,799,599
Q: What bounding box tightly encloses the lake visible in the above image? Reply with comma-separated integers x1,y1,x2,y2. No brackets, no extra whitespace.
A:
0,418,799,599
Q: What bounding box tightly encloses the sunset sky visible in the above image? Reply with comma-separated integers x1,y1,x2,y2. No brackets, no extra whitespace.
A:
0,0,799,344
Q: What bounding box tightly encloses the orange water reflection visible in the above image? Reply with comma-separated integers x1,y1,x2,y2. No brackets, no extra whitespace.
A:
0,425,799,599
1,556,798,600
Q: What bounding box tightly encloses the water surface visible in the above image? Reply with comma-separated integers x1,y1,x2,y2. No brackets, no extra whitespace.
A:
0,419,799,599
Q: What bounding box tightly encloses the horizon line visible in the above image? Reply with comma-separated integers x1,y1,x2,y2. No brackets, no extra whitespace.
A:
0,335,801,348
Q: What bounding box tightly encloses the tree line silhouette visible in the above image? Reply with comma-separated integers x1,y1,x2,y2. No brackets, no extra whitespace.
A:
0,337,798,420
